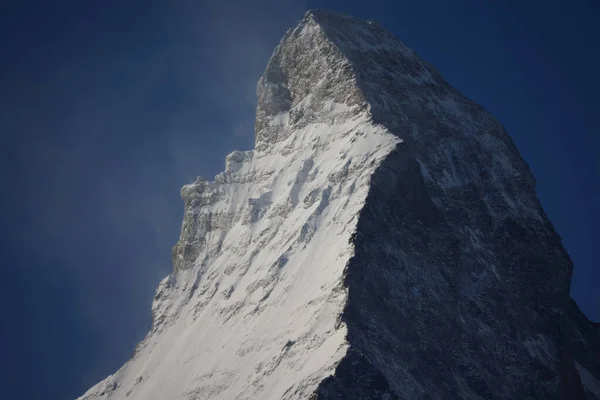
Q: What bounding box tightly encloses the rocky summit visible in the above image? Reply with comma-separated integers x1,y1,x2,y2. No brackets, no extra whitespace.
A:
79,9,599,400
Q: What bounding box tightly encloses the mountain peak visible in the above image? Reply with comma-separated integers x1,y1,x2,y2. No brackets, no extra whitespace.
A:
80,10,600,400
254,7,442,150
254,9,368,148
301,9,359,27
301,9,385,35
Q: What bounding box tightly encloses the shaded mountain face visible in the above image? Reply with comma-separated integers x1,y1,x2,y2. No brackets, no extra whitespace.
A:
79,9,599,400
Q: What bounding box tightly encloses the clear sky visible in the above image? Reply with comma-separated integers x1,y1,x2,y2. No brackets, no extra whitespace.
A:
1,1,598,399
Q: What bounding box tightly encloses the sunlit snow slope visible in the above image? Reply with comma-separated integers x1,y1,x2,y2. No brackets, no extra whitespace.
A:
79,10,599,400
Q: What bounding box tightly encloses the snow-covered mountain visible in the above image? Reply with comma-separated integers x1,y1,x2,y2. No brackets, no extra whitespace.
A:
78,10,600,400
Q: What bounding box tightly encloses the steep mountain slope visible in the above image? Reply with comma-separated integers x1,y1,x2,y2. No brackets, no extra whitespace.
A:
79,9,599,400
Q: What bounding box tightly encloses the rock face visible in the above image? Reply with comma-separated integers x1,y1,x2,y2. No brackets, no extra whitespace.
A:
78,9,599,400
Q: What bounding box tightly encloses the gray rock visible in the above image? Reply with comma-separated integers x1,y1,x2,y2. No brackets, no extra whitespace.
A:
271,9,598,400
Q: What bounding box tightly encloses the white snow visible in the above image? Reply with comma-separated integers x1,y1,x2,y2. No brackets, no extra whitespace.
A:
576,362,600,398
78,97,400,400
269,112,289,127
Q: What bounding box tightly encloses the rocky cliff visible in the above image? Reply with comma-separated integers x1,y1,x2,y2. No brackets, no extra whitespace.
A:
79,9,599,400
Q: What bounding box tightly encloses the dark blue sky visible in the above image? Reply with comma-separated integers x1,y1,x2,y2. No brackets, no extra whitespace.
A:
1,1,598,399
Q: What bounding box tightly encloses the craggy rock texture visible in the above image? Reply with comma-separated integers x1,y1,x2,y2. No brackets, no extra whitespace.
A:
79,9,599,400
